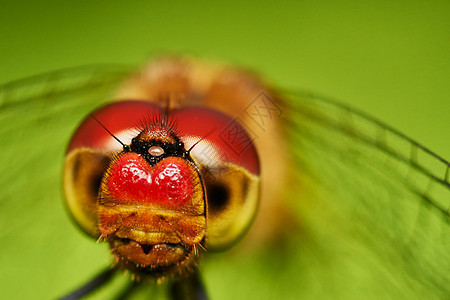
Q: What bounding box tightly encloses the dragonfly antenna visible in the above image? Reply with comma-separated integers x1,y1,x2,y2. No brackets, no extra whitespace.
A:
91,114,130,151
187,127,217,153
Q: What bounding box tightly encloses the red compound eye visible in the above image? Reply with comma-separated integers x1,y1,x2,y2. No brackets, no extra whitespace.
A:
67,101,259,177
173,107,260,175
67,100,161,153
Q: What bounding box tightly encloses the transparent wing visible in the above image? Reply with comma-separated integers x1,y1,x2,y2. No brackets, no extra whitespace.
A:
275,91,448,298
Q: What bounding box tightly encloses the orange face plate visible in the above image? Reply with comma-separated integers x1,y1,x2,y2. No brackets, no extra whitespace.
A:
96,126,206,277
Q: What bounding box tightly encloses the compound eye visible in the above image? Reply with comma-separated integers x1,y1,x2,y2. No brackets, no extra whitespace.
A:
67,101,162,152
172,107,260,250
64,100,162,237
148,145,164,157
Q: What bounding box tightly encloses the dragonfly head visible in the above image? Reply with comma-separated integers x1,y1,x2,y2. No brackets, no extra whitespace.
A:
64,100,260,280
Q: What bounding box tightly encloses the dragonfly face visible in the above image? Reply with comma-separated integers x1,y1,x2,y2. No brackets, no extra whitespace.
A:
0,57,448,299
63,66,261,282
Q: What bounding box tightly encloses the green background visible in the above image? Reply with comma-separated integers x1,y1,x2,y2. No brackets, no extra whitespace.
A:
1,1,449,158
0,1,449,299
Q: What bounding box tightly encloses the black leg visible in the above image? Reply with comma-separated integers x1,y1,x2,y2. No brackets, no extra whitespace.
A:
170,271,209,300
59,266,116,300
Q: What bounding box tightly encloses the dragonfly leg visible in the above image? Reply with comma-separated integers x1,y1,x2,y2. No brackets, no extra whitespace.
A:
170,271,209,300
58,266,116,300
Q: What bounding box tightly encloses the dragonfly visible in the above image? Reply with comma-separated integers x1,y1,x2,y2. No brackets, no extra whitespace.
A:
0,57,448,299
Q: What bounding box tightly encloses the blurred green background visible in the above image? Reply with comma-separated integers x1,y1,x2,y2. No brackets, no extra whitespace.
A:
0,1,449,299
1,1,449,158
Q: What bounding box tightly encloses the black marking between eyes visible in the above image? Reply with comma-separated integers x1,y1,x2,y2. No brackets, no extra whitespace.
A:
129,138,188,166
